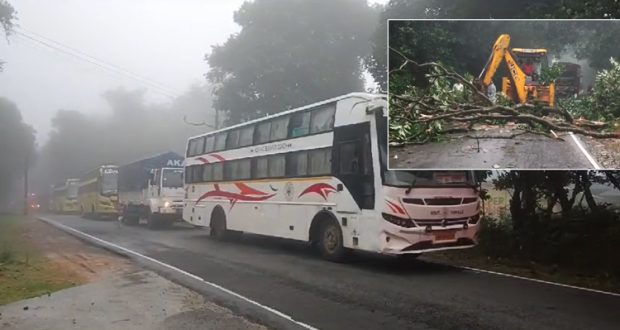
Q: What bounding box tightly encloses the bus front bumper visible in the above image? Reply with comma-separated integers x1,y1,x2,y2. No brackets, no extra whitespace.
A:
380,224,479,255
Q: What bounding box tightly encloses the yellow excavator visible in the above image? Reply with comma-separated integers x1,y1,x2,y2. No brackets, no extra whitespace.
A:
479,34,555,107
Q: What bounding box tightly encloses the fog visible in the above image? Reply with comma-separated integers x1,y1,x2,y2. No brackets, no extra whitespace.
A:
0,0,245,143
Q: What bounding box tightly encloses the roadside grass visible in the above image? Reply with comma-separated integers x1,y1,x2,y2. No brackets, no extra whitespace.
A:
0,215,77,305
427,247,620,294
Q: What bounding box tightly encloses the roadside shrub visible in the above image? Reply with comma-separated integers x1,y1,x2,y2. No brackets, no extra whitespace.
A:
0,247,14,264
477,208,620,276
477,216,515,258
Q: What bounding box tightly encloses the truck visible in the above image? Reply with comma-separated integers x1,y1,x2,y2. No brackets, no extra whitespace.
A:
554,62,581,98
118,151,185,228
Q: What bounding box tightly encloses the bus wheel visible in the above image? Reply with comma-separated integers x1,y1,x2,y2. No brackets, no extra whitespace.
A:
318,218,348,262
146,213,159,230
210,208,227,240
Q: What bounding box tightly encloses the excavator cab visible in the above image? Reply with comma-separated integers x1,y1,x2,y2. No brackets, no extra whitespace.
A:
479,35,555,107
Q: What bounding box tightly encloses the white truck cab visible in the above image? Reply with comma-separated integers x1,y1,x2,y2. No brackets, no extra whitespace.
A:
118,152,185,228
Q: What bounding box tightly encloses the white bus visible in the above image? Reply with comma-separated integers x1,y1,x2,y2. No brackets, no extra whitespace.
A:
183,93,481,261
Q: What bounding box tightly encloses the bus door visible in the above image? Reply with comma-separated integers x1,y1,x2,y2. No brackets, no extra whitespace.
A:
332,122,375,214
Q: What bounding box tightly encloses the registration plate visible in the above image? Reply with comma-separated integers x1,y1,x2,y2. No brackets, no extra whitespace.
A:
434,231,456,241
434,172,466,184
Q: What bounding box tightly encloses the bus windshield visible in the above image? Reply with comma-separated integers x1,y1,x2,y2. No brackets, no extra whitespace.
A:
383,171,476,188
67,184,78,199
101,170,118,196
162,168,184,188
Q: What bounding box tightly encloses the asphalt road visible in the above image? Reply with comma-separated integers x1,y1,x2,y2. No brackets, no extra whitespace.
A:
41,214,620,330
389,131,597,169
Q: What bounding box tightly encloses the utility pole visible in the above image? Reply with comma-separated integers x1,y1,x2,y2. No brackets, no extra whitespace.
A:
23,153,29,216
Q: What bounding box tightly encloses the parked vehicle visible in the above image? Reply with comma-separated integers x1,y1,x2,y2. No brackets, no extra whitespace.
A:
183,93,481,261
118,151,184,228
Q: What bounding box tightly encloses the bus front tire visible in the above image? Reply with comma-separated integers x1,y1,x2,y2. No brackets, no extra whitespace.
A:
317,218,348,262
147,213,159,230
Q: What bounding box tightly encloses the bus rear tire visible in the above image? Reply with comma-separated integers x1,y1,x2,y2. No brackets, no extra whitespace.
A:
318,218,348,262
210,208,227,240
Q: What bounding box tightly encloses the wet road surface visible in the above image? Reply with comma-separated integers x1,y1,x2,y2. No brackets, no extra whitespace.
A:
40,214,620,330
389,131,595,169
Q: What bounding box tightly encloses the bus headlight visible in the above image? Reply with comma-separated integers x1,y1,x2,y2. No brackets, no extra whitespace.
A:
382,213,416,228
164,201,170,208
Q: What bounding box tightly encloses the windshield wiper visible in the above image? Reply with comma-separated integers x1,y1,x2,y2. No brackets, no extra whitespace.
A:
405,178,416,195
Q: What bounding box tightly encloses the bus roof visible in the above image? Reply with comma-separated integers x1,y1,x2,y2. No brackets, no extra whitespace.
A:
188,92,385,141
512,48,547,54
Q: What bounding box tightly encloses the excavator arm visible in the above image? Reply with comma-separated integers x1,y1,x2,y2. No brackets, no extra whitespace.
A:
479,34,528,104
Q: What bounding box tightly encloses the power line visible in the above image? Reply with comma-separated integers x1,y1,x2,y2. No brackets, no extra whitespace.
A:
13,27,181,99
16,27,181,95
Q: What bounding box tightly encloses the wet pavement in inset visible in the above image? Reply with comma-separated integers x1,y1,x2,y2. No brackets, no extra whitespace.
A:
389,130,594,169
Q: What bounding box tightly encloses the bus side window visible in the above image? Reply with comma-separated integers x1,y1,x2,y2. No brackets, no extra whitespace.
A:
239,126,255,147
187,139,198,157
214,132,228,151
253,157,269,179
212,163,224,181
286,151,308,176
308,148,332,175
268,155,286,177
205,135,215,153
270,116,289,141
192,166,203,184
255,122,271,144
310,104,335,134
202,164,212,182
289,112,310,138
195,137,205,156
224,161,236,181
236,159,251,180
226,130,240,149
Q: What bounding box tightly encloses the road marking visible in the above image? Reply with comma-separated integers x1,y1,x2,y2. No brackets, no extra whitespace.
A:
569,132,601,169
458,265,620,298
37,216,318,330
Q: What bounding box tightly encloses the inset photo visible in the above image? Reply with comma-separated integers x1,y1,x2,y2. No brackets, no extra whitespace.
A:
388,19,620,170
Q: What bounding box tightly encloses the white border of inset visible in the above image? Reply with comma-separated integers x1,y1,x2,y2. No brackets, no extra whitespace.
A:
386,18,618,170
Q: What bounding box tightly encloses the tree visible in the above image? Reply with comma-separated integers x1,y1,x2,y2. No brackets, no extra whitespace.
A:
0,98,36,208
32,85,217,194
537,0,620,18
207,0,376,124
0,0,16,71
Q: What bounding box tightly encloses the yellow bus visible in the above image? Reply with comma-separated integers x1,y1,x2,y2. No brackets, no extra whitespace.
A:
78,165,119,218
50,179,80,213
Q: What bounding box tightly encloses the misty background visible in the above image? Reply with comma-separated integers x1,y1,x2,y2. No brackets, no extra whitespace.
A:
1,0,620,209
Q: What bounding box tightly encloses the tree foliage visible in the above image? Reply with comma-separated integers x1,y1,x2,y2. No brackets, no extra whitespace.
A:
33,85,217,193
0,98,36,207
559,58,620,121
207,0,376,124
0,0,16,71
369,1,620,89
